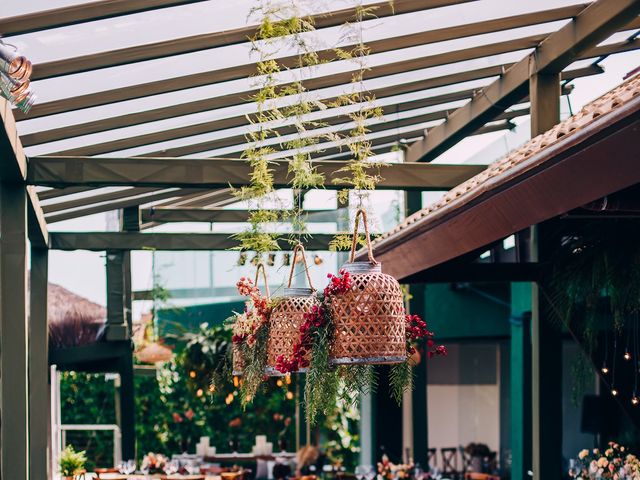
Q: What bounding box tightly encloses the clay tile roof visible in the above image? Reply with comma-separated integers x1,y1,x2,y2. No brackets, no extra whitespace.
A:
370,73,640,248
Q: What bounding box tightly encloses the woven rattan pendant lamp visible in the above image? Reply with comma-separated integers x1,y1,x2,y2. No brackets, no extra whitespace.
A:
329,209,406,365
266,243,321,375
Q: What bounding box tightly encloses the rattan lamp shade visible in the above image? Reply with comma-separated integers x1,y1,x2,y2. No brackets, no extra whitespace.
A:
266,244,320,375
329,210,406,365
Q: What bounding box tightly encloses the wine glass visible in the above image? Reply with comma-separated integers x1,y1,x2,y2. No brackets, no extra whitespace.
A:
185,460,201,475
164,459,180,475
364,465,376,480
125,459,137,474
355,465,368,480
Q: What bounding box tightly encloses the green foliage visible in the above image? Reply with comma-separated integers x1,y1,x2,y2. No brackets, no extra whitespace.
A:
60,326,296,466
389,361,414,404
238,324,271,405
59,445,87,476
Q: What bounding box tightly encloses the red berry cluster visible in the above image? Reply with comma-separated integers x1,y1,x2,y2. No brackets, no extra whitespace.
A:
275,305,326,374
405,314,447,359
324,269,353,297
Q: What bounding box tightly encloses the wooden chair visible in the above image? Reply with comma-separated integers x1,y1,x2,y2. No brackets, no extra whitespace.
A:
464,473,500,480
427,448,438,471
459,446,472,474
440,447,459,477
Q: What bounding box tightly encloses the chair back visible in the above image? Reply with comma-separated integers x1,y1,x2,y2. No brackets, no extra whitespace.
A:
440,447,458,474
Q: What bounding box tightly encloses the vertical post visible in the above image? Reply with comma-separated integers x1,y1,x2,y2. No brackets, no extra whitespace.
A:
106,250,129,340
529,71,563,480
118,354,136,461
406,191,428,466
29,247,49,480
0,183,29,480
510,283,532,480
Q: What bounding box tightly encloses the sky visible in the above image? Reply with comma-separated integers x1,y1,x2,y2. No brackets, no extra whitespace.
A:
2,0,639,308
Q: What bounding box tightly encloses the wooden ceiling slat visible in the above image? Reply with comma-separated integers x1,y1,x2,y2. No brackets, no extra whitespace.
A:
42,187,162,214
18,5,584,123
44,187,207,223
29,0,470,81
0,0,210,37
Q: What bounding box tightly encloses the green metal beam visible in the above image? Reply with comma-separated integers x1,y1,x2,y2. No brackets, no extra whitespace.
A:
510,282,532,480
49,232,344,251
28,157,486,191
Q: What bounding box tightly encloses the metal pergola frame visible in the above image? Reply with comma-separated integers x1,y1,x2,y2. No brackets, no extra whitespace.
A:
1,0,639,478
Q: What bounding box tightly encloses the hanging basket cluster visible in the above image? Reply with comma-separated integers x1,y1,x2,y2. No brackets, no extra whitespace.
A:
229,209,446,418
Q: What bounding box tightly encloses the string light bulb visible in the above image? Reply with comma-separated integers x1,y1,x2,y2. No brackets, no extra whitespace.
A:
233,376,240,388
209,384,216,393
612,388,619,397
285,374,291,385
632,395,639,406
624,350,631,361
196,388,204,397
276,379,283,387
285,391,294,400
189,370,197,378
601,364,609,374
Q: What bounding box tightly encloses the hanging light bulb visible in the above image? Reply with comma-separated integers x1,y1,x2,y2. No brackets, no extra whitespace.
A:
209,384,216,393
189,370,197,378
601,364,609,374
285,391,294,400
632,395,639,406
624,350,631,361
267,253,276,267
276,379,283,387
196,388,204,397
612,388,619,397
233,375,240,388
285,374,292,385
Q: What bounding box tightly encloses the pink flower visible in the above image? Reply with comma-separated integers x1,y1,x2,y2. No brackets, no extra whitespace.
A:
172,412,183,423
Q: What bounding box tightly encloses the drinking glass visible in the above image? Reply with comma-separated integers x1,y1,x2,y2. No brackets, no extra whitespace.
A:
125,459,137,474
164,460,180,475
185,460,200,474
355,465,368,480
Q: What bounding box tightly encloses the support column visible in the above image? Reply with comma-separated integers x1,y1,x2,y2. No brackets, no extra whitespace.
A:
106,250,129,340
510,283,532,480
529,72,563,480
406,191,428,467
118,353,136,461
0,183,29,480
29,247,49,480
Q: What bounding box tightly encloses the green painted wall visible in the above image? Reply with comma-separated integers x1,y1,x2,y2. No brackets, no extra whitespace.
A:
157,300,244,335
422,283,511,339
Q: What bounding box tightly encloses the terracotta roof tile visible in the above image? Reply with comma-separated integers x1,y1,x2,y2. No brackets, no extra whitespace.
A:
371,73,640,247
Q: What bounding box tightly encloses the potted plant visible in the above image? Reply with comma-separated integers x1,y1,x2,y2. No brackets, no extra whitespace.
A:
58,445,87,480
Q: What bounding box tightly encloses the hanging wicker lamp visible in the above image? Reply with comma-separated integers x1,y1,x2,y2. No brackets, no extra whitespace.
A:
266,244,320,375
232,263,270,376
328,209,406,365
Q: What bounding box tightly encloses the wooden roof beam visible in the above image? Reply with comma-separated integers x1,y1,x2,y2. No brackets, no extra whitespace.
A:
405,0,640,163
0,0,210,36
28,0,474,81
28,156,486,191
0,98,48,247
140,207,337,224
19,3,585,128
49,232,341,251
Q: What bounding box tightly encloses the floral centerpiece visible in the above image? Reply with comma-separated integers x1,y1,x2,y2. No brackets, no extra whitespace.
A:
570,442,640,479
377,454,415,480
140,452,169,474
